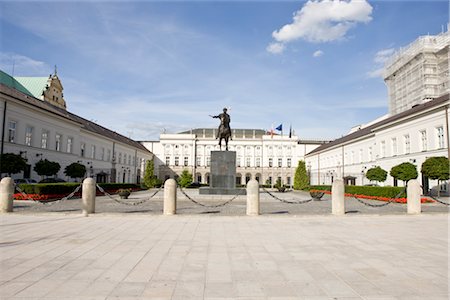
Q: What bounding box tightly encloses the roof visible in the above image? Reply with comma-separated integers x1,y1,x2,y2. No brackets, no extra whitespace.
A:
307,93,450,156
179,128,267,138
13,76,48,99
0,70,35,97
0,80,151,154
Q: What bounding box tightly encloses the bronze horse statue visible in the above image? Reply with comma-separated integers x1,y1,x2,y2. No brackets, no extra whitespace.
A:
210,108,232,150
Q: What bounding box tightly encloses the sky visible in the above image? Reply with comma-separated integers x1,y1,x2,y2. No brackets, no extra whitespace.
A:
0,0,449,141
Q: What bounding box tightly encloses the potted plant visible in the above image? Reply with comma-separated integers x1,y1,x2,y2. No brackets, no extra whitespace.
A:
118,188,132,199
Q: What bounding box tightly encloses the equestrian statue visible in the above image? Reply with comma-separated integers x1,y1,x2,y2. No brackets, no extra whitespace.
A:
210,108,232,151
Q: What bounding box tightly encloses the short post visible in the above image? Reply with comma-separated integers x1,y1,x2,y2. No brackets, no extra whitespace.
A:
82,178,96,215
0,177,14,213
246,179,260,216
164,179,177,215
407,179,421,214
332,179,345,215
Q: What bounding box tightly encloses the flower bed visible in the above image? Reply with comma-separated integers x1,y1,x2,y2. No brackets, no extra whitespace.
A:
309,189,433,204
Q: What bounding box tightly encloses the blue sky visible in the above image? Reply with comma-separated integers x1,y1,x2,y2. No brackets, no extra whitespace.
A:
0,0,448,141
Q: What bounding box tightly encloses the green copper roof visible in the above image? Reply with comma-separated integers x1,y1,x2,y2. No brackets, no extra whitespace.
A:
14,76,48,99
0,70,34,97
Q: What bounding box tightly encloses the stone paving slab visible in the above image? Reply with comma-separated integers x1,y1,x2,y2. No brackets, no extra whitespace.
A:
0,213,448,299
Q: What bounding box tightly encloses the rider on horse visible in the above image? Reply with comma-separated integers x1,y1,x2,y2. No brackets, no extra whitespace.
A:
210,108,232,150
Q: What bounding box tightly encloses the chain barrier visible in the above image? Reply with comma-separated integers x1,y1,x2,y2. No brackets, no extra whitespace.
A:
352,188,406,208
261,188,313,205
178,187,241,208
428,195,450,206
14,183,82,207
96,185,162,206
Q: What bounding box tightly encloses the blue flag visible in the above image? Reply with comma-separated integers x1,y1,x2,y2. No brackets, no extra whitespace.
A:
275,124,282,131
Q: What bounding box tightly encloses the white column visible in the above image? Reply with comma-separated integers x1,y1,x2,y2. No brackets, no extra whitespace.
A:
0,177,14,213
332,179,345,215
407,179,421,214
82,178,96,215
164,179,177,215
246,179,260,216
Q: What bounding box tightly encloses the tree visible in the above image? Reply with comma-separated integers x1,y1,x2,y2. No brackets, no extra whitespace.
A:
293,160,309,190
178,169,193,188
33,159,61,178
143,158,160,188
390,162,418,184
64,162,86,180
421,156,450,196
0,153,27,176
365,166,387,183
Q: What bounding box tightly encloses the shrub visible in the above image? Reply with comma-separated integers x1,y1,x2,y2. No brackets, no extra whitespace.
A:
64,162,86,179
293,160,309,190
0,153,27,175
390,162,418,183
34,159,61,177
178,169,193,188
365,166,387,183
309,185,405,198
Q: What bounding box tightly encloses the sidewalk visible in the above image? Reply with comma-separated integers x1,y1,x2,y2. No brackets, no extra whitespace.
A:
0,213,448,299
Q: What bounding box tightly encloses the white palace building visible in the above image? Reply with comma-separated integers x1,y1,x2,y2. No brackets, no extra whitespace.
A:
142,129,327,186
306,29,450,194
0,70,153,183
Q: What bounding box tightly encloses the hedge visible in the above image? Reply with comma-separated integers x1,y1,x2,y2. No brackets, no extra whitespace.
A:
16,183,142,195
309,185,405,198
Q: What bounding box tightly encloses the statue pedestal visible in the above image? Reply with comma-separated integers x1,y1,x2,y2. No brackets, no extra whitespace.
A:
199,151,246,195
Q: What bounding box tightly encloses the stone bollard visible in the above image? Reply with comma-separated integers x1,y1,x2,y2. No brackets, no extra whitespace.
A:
0,177,14,213
332,179,345,215
407,179,421,214
82,178,96,215
246,179,260,216
164,179,177,215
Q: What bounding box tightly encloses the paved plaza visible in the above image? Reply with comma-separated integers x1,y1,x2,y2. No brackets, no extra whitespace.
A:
1,190,449,300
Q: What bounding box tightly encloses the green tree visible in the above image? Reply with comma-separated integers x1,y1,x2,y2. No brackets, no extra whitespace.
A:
143,159,160,188
421,156,450,196
64,162,86,180
0,153,27,176
293,160,309,190
365,166,387,183
178,169,193,188
33,159,61,178
390,162,418,185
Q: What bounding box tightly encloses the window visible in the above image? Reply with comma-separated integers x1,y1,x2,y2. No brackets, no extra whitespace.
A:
25,126,33,146
128,155,131,165
91,145,96,159
391,138,397,156
278,158,282,167
359,149,363,163
81,143,85,157
368,147,373,161
287,177,291,186
287,158,291,168
206,156,211,166
119,153,122,164
184,156,188,166
41,131,49,149
246,157,251,167
174,156,179,166
107,149,111,161
256,157,261,167
165,156,170,165
55,134,62,151
380,141,386,158
437,126,444,149
8,121,16,143
196,157,201,167
100,147,104,160
67,137,73,153
237,157,241,167
269,158,273,167
404,134,410,154
420,130,427,151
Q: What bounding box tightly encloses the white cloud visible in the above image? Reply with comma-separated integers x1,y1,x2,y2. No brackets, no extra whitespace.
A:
373,48,395,64
366,67,384,78
267,0,372,53
0,52,50,76
313,50,324,57
266,42,285,54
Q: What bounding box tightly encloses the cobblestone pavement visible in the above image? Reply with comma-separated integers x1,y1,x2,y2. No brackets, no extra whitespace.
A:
0,213,448,299
12,188,450,215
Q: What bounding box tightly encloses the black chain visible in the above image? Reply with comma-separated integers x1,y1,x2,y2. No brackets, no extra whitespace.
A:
428,195,450,206
178,187,241,208
96,185,162,206
15,183,82,206
352,189,406,208
261,188,313,204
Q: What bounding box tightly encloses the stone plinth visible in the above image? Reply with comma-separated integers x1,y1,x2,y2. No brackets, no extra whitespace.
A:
199,151,246,195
